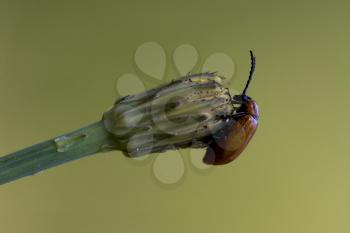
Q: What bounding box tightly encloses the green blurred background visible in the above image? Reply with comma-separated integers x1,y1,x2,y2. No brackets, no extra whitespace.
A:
0,0,349,232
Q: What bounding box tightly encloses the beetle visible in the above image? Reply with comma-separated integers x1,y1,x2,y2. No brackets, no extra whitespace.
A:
203,51,259,165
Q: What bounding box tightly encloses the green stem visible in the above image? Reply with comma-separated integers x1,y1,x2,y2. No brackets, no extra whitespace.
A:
0,121,115,186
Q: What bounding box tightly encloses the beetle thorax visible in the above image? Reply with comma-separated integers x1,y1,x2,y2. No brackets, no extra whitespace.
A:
246,100,259,120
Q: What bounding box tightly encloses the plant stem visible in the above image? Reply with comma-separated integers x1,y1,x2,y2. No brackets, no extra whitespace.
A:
0,121,115,186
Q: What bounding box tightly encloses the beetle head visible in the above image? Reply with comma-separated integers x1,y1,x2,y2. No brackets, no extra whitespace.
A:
231,50,258,120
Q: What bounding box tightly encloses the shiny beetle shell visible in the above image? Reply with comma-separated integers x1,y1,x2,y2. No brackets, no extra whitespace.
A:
203,100,259,165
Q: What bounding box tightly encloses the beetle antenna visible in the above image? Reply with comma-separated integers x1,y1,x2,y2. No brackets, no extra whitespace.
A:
242,50,256,96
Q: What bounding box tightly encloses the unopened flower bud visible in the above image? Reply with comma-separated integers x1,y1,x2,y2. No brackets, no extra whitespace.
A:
103,72,236,157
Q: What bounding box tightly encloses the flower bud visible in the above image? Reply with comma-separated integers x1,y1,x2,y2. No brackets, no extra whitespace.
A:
103,72,235,157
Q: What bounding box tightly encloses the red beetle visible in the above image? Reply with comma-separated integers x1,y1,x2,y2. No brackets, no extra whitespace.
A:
203,51,259,165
